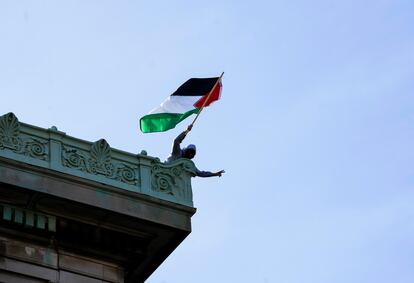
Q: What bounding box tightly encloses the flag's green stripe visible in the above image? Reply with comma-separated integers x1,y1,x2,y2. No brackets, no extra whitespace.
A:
140,109,200,133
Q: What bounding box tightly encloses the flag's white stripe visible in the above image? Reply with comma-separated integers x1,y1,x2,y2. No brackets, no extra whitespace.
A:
148,96,200,115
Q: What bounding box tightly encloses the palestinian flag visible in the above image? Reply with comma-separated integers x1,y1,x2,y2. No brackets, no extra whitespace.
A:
140,76,222,133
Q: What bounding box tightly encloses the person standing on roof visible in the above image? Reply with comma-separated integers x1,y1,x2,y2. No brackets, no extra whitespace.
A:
166,125,225,177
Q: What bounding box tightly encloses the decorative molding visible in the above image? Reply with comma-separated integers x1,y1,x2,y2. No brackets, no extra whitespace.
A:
62,139,138,185
0,112,22,152
23,138,48,160
61,146,88,171
151,164,177,196
0,112,193,206
89,139,114,176
114,164,137,185
0,113,48,161
151,160,194,201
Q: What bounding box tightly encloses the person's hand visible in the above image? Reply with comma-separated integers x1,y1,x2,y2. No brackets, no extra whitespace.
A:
216,170,225,177
185,124,193,133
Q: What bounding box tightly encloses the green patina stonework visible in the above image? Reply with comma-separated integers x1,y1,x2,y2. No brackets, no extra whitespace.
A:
0,112,196,207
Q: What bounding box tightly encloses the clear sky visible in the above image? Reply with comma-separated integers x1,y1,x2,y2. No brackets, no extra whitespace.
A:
1,1,413,282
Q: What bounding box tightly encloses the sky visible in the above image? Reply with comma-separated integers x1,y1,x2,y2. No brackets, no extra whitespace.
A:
0,1,413,282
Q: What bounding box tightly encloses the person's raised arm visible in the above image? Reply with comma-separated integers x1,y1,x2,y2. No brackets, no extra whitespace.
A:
171,125,193,157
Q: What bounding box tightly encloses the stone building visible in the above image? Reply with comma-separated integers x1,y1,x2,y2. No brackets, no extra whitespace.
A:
0,112,196,282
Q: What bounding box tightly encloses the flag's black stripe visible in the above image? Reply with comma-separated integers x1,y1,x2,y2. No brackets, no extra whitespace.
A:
171,77,219,97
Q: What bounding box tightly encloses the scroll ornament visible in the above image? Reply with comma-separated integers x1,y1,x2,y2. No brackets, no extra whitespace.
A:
62,139,137,185
151,160,194,200
0,113,48,160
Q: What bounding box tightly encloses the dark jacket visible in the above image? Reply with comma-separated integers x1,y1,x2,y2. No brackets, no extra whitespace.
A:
166,130,216,177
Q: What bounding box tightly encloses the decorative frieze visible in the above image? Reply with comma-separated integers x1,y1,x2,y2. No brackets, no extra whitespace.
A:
0,112,194,206
62,139,138,185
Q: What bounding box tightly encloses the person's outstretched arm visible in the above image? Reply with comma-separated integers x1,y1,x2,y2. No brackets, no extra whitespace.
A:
195,168,225,178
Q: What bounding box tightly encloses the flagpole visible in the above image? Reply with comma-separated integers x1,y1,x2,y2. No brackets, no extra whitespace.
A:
189,72,224,128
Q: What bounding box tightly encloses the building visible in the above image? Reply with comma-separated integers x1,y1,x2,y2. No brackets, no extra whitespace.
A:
0,112,196,282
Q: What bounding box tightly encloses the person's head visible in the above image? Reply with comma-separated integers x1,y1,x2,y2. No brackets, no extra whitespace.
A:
183,144,196,159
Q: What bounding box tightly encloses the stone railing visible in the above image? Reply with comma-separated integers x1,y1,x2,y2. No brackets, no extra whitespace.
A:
0,112,195,207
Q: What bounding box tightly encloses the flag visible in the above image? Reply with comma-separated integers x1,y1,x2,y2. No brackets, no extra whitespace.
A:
140,77,222,133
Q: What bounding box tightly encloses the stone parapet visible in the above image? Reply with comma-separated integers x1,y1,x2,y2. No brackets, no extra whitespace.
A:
0,112,195,207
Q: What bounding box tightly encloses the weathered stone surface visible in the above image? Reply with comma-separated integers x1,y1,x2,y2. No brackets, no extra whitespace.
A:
0,112,197,282
0,112,195,206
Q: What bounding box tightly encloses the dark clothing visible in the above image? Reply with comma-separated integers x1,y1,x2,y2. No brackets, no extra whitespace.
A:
166,130,217,177
166,131,187,163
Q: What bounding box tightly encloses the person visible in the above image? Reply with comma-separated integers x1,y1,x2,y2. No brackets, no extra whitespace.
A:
166,124,225,177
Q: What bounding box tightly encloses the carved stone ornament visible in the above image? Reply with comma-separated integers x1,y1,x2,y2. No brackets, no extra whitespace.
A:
0,113,48,160
62,139,138,185
89,139,114,176
151,164,177,196
0,112,22,151
151,161,194,199
23,138,48,160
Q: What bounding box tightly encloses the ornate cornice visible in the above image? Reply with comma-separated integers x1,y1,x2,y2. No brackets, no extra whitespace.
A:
0,112,194,207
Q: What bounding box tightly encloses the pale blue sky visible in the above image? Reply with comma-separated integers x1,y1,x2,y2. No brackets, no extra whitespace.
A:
1,1,413,282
